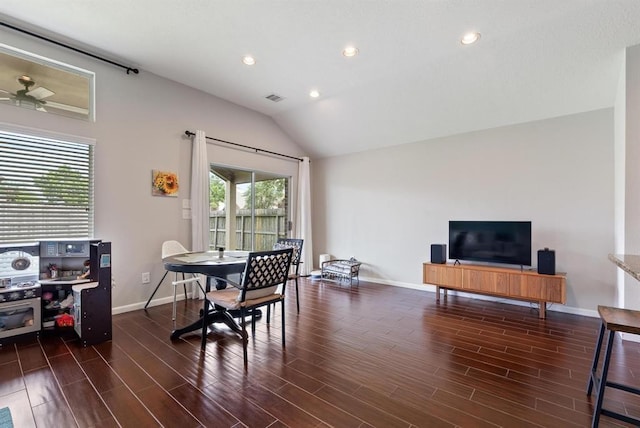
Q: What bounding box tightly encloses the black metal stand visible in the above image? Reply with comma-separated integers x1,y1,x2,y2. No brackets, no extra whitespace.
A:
169,276,261,340
171,306,243,340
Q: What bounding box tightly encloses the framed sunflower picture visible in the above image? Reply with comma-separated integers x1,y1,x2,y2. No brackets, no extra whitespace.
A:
152,170,179,197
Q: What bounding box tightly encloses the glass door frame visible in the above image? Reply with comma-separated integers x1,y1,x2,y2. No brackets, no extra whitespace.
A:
209,164,291,252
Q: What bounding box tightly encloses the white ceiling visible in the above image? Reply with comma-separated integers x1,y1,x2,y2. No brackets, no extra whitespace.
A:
1,1,640,158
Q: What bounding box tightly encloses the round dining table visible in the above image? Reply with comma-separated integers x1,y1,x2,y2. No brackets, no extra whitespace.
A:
163,250,249,340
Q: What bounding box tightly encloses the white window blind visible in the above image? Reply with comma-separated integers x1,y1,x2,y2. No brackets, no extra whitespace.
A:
0,130,94,243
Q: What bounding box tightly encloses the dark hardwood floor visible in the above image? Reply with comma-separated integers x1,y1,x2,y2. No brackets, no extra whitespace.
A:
1,278,640,427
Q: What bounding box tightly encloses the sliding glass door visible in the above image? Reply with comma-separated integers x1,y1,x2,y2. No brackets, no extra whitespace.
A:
209,165,290,251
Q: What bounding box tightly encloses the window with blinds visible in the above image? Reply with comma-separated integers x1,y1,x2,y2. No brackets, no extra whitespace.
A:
0,130,94,243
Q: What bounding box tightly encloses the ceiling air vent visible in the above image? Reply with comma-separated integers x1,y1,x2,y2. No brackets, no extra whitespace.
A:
265,93,285,102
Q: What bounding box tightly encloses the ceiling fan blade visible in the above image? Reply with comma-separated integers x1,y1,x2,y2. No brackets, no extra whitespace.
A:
27,86,55,100
44,101,89,115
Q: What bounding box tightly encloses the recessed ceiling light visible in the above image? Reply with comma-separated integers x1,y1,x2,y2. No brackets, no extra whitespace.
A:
342,46,359,57
242,55,256,65
461,32,481,45
309,90,320,98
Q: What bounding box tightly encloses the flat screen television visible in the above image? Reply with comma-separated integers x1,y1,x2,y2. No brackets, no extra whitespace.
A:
449,221,532,266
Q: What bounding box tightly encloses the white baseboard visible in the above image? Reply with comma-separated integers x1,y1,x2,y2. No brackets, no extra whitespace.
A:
360,275,599,319
112,293,199,315
621,332,640,343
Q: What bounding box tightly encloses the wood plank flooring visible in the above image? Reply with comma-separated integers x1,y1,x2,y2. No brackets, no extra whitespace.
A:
2,278,640,427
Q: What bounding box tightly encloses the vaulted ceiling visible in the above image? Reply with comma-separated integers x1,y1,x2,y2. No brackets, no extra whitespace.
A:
1,1,640,158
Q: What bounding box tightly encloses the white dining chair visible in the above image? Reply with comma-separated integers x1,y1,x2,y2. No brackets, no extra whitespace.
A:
144,240,199,325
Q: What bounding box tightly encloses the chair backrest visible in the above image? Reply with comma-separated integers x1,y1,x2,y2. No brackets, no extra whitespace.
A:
162,240,189,259
273,238,303,270
239,248,293,302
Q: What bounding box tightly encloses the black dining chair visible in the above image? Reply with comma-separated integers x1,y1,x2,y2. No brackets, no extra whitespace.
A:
273,238,304,313
200,248,293,369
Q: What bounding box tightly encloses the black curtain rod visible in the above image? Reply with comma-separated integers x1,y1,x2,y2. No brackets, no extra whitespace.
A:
185,130,303,162
1,21,139,75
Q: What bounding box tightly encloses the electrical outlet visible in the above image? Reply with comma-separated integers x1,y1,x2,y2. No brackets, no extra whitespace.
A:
141,272,150,284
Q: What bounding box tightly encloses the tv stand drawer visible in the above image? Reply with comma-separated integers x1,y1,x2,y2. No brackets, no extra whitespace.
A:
423,264,462,287
465,269,510,294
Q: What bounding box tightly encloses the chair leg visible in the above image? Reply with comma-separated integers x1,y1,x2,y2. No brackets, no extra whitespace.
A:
266,305,271,325
190,274,203,299
587,321,606,395
251,309,256,337
241,308,248,369
592,330,616,428
172,288,177,323
195,275,203,295
144,270,169,309
281,298,286,347
295,277,300,313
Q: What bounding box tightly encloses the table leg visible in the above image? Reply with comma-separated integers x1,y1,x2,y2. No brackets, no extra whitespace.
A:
539,301,546,319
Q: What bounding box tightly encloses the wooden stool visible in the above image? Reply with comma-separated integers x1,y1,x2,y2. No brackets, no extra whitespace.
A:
587,305,640,427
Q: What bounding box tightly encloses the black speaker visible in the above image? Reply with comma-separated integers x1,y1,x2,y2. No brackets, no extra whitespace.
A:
537,248,556,275
431,244,447,264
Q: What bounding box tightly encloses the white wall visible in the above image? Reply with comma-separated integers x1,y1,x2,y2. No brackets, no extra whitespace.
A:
0,26,623,316
623,44,640,310
312,109,615,313
0,28,306,311
614,49,626,308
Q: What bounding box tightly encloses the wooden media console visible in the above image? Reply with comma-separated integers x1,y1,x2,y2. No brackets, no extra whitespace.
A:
423,262,566,318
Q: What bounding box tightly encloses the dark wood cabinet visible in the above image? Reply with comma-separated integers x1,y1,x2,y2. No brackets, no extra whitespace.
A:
72,242,112,346
39,240,112,345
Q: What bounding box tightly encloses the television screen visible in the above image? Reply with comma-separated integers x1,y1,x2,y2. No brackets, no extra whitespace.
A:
449,221,532,266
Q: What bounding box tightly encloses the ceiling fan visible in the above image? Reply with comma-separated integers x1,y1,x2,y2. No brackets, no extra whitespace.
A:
0,75,87,115
0,75,52,111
